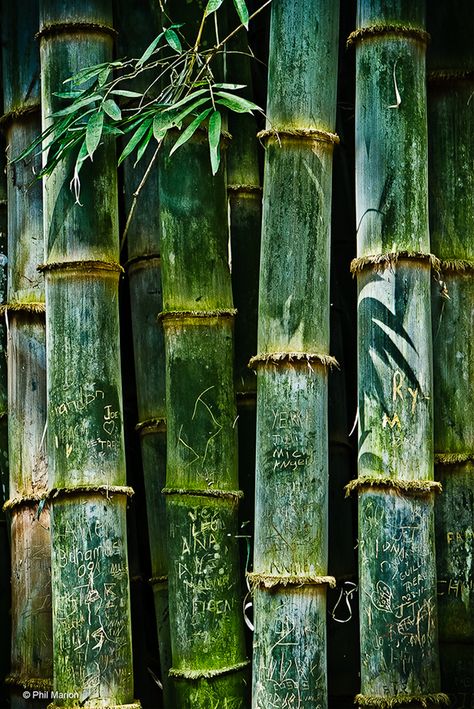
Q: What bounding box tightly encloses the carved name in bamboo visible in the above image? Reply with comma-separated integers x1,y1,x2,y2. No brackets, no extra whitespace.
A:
269,409,313,473
381,370,423,430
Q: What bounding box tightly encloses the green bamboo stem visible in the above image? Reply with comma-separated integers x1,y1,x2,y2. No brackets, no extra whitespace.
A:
352,2,445,705
158,4,248,705
115,1,171,702
428,3,474,704
2,3,52,707
251,2,339,707
39,1,137,705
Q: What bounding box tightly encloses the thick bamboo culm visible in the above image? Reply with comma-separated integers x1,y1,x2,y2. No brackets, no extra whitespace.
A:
0,71,10,709
351,1,446,705
428,2,474,704
115,1,172,703
158,3,248,706
251,2,339,707
1,2,52,707
39,0,137,705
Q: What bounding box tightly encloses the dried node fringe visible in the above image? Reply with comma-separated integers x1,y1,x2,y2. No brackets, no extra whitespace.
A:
355,692,450,708
38,259,124,274
162,486,243,501
428,69,474,83
169,660,250,681
3,492,47,512
247,572,336,590
35,21,118,41
125,252,161,271
47,703,141,709
135,417,166,434
350,252,441,276
227,183,263,195
346,24,430,48
257,127,339,146
435,452,474,465
345,477,442,498
5,674,52,691
248,351,340,371
0,102,41,126
0,301,46,315
159,308,237,322
48,484,135,501
149,575,168,586
438,258,474,273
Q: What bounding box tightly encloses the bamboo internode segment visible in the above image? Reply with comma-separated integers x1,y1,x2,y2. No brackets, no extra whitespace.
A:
257,127,340,145
347,24,430,48
162,487,243,501
249,351,339,369
247,573,336,589
35,21,117,40
169,660,251,680
345,477,442,497
350,251,441,274
355,692,450,707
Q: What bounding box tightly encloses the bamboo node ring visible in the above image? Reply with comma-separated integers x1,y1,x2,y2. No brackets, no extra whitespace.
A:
257,127,339,145
247,572,336,590
350,251,441,275
38,260,124,274
249,351,339,370
35,22,118,41
344,477,442,498
169,660,250,681
48,484,135,501
162,487,243,501
158,308,237,321
0,301,45,315
135,417,166,434
0,102,41,126
355,692,450,707
346,24,430,48
435,452,474,465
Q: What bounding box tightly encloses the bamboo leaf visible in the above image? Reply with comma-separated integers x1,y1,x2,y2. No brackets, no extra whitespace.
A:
110,89,143,98
134,125,154,167
169,108,212,156
208,110,221,175
98,66,110,87
85,111,104,159
53,90,85,99
174,96,211,124
165,29,182,53
205,0,225,16
164,88,209,112
118,120,152,165
153,113,172,141
50,93,102,117
137,32,164,66
233,0,249,28
213,83,246,90
102,99,122,121
215,92,259,113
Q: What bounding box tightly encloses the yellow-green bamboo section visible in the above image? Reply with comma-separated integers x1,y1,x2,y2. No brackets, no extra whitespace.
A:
250,2,339,707
39,0,137,705
116,0,172,701
158,3,248,706
428,2,474,704
2,2,52,706
350,1,446,705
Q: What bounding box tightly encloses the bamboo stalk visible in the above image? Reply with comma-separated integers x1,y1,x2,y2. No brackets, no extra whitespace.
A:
351,2,446,705
251,2,339,707
115,0,171,702
158,3,248,705
2,2,52,707
428,3,474,704
39,1,137,705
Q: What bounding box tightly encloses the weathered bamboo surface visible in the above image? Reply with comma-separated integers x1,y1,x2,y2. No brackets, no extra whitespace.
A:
251,1,339,707
352,1,445,705
40,0,137,705
115,0,171,700
428,2,474,704
2,2,52,707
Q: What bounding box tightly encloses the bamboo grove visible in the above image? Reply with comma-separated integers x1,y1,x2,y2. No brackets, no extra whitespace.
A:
0,1,472,708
